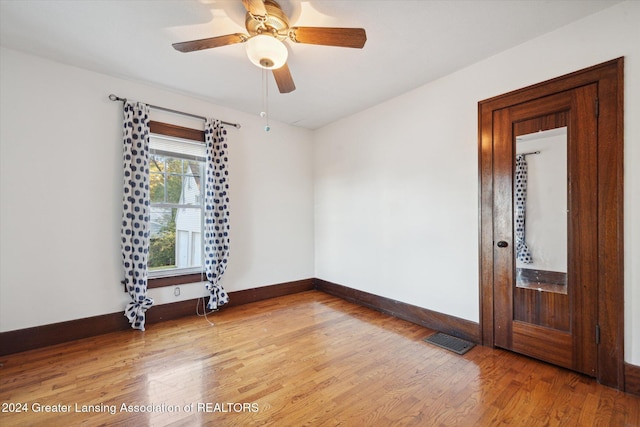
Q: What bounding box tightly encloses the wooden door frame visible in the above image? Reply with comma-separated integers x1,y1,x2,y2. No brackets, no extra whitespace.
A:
478,58,624,389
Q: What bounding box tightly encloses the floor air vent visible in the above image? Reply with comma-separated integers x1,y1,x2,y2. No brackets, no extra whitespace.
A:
424,332,475,355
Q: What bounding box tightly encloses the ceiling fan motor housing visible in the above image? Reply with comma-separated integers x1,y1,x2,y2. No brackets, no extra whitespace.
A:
245,0,289,40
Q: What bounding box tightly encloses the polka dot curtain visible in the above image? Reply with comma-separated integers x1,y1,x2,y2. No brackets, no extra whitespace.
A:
121,101,154,330
203,119,230,310
515,154,533,264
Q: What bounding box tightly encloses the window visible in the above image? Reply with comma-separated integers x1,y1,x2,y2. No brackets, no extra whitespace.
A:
147,121,207,288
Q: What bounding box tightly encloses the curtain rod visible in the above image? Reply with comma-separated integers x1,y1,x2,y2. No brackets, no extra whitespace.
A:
108,94,241,129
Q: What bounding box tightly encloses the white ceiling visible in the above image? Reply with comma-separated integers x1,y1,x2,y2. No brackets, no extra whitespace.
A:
0,0,622,129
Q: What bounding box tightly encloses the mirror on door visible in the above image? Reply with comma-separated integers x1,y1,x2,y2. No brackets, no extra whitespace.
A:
514,127,567,294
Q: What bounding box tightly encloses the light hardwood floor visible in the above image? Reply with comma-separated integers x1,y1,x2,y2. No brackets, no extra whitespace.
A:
1,291,638,426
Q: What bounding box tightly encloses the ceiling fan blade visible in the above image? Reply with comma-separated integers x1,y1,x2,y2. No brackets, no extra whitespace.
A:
242,0,267,17
289,27,366,48
172,33,247,52
272,63,296,93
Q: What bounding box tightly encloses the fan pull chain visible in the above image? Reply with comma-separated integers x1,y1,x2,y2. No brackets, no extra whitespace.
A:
260,68,271,132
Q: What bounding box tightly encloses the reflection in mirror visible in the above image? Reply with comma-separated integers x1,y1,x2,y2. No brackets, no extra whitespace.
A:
514,127,567,294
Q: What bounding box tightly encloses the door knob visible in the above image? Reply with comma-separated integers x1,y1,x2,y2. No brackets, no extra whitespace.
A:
496,241,509,248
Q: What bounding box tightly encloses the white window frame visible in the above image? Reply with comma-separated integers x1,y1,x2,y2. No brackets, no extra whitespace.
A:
148,132,206,280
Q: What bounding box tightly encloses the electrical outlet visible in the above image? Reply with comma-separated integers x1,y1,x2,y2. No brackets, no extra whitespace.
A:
174,287,180,297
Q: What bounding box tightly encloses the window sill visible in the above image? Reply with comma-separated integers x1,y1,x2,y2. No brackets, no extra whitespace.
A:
148,272,206,289
122,273,207,291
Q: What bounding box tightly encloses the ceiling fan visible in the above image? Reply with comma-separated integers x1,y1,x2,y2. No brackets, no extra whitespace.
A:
172,0,367,94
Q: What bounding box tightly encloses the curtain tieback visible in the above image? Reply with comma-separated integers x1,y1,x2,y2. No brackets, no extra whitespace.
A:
124,297,154,330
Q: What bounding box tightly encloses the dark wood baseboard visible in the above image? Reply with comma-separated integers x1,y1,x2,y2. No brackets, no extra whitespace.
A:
625,362,640,396
314,279,480,343
227,279,315,307
0,311,131,358
0,278,314,356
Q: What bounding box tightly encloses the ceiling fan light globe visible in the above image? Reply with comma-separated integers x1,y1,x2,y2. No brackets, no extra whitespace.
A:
246,34,288,69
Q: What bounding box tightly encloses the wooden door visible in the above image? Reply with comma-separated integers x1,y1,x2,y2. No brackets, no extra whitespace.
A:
492,85,598,375
479,58,624,389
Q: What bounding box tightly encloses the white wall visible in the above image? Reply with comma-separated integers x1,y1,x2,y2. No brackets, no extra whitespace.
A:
0,47,315,332
314,1,640,364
